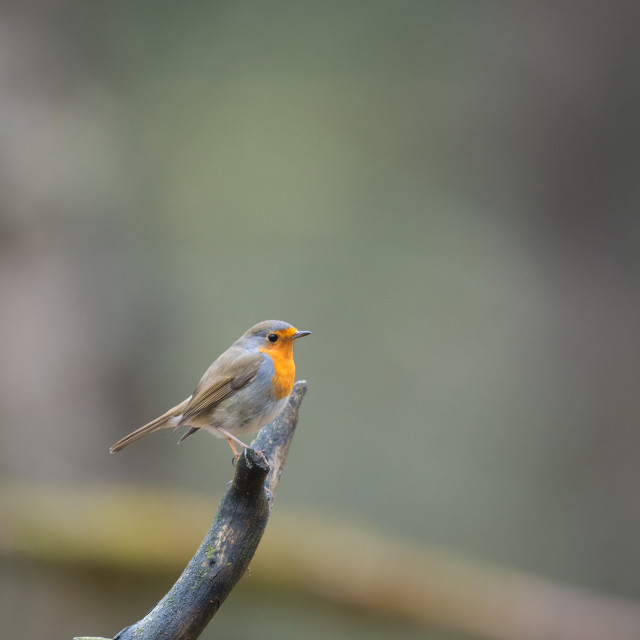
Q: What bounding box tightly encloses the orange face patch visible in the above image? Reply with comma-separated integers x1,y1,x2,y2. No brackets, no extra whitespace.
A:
259,327,298,399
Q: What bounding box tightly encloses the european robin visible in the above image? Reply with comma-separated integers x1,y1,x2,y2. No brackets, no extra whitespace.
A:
110,320,310,457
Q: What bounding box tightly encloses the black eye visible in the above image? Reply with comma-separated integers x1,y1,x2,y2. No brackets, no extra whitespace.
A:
267,333,279,343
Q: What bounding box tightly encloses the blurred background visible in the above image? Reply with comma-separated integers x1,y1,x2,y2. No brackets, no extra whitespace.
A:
1,2,639,639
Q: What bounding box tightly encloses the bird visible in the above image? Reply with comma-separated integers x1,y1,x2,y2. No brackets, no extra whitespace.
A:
110,320,310,457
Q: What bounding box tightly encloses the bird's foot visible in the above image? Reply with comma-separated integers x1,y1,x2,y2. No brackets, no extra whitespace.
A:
254,449,268,465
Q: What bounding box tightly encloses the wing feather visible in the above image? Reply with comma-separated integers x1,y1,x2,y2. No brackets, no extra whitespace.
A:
178,349,263,425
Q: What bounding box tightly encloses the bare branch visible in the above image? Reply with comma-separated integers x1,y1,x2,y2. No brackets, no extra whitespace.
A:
81,380,307,640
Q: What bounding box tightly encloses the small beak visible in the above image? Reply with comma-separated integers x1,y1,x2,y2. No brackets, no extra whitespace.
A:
291,330,311,341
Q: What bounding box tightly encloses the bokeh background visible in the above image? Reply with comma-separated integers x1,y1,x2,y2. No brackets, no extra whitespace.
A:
1,2,639,639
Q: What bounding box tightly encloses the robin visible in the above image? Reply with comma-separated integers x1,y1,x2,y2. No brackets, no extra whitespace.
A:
110,320,310,457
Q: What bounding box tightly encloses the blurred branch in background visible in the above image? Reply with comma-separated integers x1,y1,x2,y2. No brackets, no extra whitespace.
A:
3,485,639,640
1,3,640,639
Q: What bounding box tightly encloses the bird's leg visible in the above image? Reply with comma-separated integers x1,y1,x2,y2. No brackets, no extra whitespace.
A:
217,427,268,465
217,427,249,451
226,437,241,459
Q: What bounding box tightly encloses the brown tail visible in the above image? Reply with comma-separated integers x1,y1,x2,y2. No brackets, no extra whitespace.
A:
109,398,189,453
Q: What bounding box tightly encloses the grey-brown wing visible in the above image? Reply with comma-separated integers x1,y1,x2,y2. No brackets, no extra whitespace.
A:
178,350,263,425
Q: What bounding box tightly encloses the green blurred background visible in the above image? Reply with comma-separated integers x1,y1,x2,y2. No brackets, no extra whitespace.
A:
1,2,639,639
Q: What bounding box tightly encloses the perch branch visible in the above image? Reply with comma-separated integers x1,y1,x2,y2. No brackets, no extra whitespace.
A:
88,380,307,640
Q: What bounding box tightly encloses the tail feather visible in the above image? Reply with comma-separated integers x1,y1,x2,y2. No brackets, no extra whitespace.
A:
178,426,200,443
109,399,189,453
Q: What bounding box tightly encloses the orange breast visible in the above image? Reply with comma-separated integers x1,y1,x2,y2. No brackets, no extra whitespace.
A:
259,342,295,400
